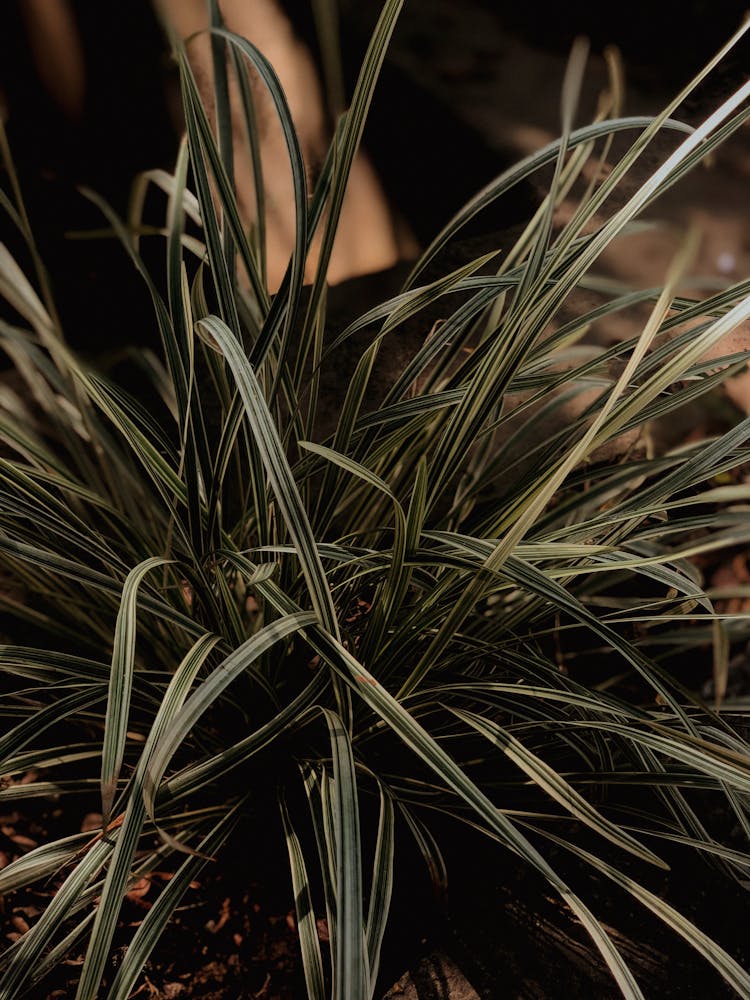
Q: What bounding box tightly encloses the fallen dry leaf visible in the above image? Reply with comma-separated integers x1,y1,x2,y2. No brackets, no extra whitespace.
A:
6,832,36,850
10,915,29,935
205,896,231,934
80,812,103,834
125,876,152,907
711,553,750,614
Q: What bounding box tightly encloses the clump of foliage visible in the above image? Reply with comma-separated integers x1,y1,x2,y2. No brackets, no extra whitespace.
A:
2,3,750,998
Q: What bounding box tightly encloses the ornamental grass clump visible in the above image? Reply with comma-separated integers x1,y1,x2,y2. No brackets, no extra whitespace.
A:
3,3,750,998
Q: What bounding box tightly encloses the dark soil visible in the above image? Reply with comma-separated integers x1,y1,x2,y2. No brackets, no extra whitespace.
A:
5,791,750,998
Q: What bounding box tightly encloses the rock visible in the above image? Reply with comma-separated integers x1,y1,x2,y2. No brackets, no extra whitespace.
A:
382,951,480,1000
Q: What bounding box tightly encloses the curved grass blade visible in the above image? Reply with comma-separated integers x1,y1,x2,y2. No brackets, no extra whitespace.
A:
398,803,448,904
280,792,326,1000
199,316,339,636
143,612,315,818
365,782,395,989
450,706,666,868
0,832,91,895
536,826,750,998
208,0,235,280
77,633,218,1000
176,47,254,329
322,709,368,1000
101,556,172,827
163,139,213,558
401,232,702,697
305,631,645,998
561,720,750,794
299,442,406,617
0,838,113,1000
311,341,382,530
212,29,308,346
515,37,589,302
303,763,339,975
403,116,691,290
159,664,328,807
105,799,246,1000
0,683,104,761
300,0,405,339
24,912,96,995
230,42,267,285
0,536,201,638
1,742,100,776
